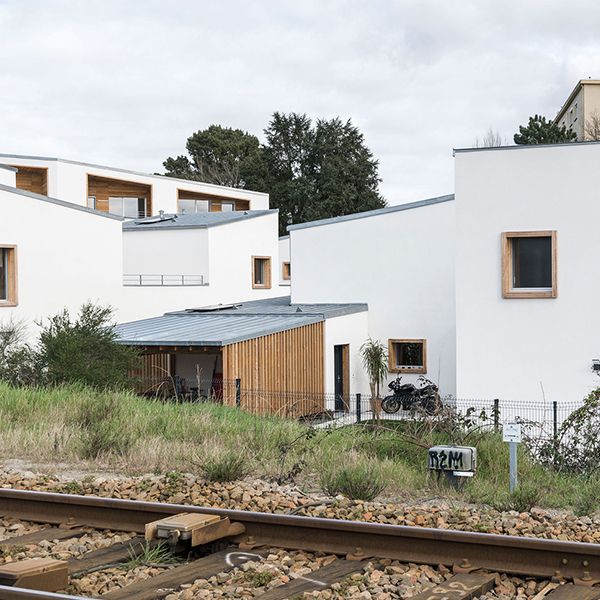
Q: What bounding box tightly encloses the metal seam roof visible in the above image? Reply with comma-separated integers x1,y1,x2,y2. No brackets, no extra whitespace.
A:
122,210,276,231
286,194,454,232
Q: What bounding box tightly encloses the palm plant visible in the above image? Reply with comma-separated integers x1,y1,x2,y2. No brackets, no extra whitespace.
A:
359,338,388,424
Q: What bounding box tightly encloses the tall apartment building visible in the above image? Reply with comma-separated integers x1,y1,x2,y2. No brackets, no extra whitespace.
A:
554,79,600,140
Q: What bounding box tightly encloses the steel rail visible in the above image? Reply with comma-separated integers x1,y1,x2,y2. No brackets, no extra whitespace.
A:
0,489,598,583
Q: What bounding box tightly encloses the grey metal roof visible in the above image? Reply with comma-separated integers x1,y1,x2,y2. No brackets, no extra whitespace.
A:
0,153,268,199
114,296,368,346
122,210,276,231
287,194,455,232
0,165,18,172
0,183,123,220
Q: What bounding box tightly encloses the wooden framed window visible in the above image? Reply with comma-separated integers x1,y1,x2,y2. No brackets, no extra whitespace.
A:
502,231,557,298
388,339,426,374
252,256,271,289
283,262,291,280
0,246,17,306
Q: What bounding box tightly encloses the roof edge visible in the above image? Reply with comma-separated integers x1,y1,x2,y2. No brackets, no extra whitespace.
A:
0,164,18,172
453,139,600,155
0,183,123,221
287,194,455,232
0,153,269,200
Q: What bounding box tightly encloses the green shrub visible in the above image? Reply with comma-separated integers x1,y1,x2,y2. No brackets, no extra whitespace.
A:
74,392,134,459
319,463,387,501
198,451,250,482
487,480,544,513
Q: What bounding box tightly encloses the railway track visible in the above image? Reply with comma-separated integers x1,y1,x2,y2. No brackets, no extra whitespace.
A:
0,489,599,599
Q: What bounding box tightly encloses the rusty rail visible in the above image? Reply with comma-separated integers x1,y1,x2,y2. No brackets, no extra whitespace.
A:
0,488,599,585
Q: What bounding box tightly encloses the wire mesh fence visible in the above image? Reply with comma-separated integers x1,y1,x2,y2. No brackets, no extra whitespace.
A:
131,375,586,435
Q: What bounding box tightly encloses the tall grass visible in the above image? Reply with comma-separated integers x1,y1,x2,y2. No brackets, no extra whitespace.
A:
0,381,595,511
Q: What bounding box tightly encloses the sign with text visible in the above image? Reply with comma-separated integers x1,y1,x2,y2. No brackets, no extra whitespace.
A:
503,423,522,443
428,445,477,472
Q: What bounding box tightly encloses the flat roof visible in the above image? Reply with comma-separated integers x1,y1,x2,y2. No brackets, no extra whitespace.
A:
0,183,123,220
0,152,269,200
114,296,368,346
287,194,454,232
453,139,600,155
122,209,276,231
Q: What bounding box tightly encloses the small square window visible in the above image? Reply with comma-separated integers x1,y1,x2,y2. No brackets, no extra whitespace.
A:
502,231,557,298
252,256,271,289
0,246,18,306
283,262,291,280
388,339,426,374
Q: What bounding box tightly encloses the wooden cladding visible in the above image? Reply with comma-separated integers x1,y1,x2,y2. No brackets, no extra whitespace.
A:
87,174,152,216
177,189,250,212
222,322,325,413
11,166,48,196
0,246,17,306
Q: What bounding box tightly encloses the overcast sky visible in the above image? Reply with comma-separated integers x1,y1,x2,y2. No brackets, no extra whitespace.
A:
1,0,598,204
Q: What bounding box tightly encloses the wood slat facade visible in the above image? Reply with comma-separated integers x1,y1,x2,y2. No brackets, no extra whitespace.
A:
11,166,48,196
222,322,325,415
87,174,152,216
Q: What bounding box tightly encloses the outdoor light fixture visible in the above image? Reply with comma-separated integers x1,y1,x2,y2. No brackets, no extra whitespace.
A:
592,359,600,372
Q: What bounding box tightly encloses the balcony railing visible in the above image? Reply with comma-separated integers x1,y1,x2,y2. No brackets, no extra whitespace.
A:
123,274,205,286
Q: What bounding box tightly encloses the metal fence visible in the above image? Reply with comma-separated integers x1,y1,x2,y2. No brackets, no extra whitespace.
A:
131,375,585,434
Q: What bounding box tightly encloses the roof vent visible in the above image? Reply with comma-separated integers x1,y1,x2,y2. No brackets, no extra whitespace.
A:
185,304,240,313
296,307,303,312
159,210,165,219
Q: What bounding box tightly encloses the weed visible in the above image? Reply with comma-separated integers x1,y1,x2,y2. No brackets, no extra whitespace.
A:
122,542,181,570
338,574,369,596
320,464,387,501
82,475,95,484
64,481,82,494
243,568,275,587
0,545,28,557
198,452,250,483
164,471,183,496
488,481,545,513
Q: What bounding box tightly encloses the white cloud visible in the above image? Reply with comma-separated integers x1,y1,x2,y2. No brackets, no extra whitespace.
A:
1,0,600,202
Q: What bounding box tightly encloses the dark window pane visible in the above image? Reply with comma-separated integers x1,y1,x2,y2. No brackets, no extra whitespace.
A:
394,342,423,367
254,259,264,285
0,249,6,300
512,237,552,288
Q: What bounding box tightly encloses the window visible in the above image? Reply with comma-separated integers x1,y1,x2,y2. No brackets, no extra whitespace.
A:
109,197,148,219
179,199,209,213
574,102,578,121
502,231,557,298
221,201,234,212
283,262,291,280
87,196,96,209
388,339,426,374
569,108,573,125
0,246,17,306
252,256,271,289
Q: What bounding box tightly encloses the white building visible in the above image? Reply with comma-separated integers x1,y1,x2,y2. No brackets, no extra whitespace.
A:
0,155,286,338
454,141,600,403
288,196,456,398
0,153,268,218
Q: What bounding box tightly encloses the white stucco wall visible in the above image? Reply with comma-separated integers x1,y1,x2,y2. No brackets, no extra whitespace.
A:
454,143,600,403
289,199,457,397
323,311,369,395
0,154,270,213
0,166,16,186
123,229,209,281
0,187,123,342
117,212,286,322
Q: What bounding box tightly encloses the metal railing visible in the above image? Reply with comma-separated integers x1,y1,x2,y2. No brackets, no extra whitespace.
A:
130,375,586,433
123,274,205,286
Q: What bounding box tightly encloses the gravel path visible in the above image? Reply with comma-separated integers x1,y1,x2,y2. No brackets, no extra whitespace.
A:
0,466,595,599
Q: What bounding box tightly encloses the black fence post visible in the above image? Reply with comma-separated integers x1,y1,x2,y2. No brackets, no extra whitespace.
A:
236,378,241,408
493,398,499,430
553,401,558,439
356,393,361,424
174,375,180,401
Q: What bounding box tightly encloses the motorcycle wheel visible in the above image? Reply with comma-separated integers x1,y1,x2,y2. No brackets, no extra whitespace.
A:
381,396,400,414
422,395,441,415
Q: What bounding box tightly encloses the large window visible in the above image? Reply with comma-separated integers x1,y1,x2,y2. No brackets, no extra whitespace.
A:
0,246,17,306
179,198,209,213
502,231,557,298
388,339,426,374
252,256,271,289
109,197,148,219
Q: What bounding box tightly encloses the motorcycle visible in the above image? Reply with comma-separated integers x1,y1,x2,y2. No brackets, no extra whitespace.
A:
381,375,441,414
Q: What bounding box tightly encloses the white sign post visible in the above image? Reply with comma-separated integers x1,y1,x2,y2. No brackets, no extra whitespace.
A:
503,423,522,493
